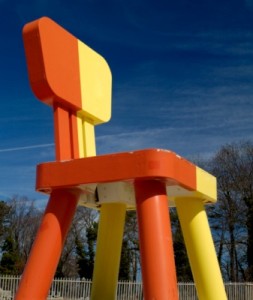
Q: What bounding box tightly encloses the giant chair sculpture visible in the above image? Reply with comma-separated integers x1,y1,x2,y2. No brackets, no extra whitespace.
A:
15,17,227,300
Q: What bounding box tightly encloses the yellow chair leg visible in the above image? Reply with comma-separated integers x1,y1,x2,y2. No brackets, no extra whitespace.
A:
91,203,127,300
175,198,227,300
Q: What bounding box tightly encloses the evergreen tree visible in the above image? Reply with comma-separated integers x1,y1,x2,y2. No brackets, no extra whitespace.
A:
119,239,131,280
0,201,11,244
85,223,97,276
119,211,140,281
75,221,97,279
170,208,193,281
75,236,89,278
0,236,23,275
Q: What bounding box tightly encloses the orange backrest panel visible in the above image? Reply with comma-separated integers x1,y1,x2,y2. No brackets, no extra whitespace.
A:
23,17,82,111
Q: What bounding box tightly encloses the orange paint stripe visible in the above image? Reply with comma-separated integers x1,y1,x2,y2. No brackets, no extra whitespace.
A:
17,18,82,300
23,17,82,112
53,105,72,161
15,190,79,300
70,113,80,159
36,149,197,192
135,180,179,299
23,17,85,160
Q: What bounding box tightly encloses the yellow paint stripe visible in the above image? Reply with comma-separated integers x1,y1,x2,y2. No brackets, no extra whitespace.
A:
76,112,96,157
175,198,227,300
167,167,216,204
91,203,127,299
77,40,112,125
196,167,217,203
82,119,96,157
77,39,121,300
76,112,85,158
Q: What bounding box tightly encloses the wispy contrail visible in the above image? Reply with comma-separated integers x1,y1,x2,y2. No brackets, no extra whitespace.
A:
0,143,54,153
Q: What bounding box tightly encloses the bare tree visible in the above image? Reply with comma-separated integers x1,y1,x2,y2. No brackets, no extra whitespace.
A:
56,206,98,277
0,196,42,274
7,196,42,260
0,200,11,246
209,141,253,281
119,211,140,281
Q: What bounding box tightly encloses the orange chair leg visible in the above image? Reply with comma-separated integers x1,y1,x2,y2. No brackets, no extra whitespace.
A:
15,189,79,300
134,180,179,300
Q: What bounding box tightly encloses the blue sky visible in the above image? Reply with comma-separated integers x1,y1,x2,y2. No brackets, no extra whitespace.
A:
0,0,253,203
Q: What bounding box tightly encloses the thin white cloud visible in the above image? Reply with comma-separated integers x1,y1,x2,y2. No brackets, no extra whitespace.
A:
0,143,54,153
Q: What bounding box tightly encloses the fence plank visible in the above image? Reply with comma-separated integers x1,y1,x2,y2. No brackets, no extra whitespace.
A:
1,275,253,299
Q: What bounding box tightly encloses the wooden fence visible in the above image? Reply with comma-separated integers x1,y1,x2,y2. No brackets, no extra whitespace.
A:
0,275,253,299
